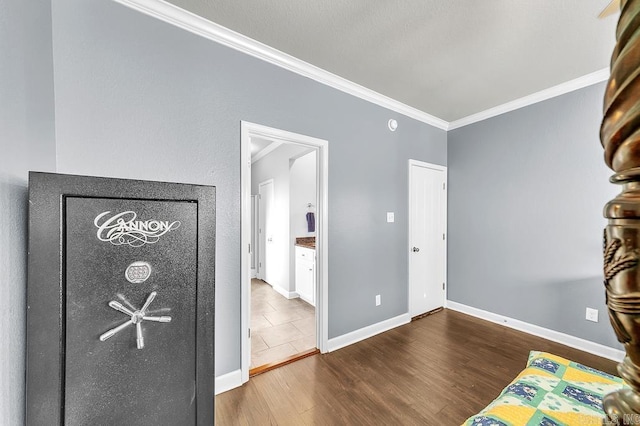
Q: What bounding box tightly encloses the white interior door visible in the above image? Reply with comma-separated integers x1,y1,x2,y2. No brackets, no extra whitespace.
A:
258,179,275,284
250,195,258,278
409,161,446,317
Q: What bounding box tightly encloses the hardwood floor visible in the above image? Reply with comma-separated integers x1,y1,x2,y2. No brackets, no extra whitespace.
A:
216,309,619,425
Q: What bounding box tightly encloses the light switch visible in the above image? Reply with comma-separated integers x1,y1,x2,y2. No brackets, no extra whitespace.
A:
387,212,394,223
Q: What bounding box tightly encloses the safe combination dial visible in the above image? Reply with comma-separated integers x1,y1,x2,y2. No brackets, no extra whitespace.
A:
99,291,171,349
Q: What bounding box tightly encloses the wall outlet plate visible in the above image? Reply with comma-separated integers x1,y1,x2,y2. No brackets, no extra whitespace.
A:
375,294,381,306
386,212,394,223
586,307,599,322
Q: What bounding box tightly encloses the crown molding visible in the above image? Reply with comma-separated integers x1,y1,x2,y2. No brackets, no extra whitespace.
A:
112,0,449,131
447,68,610,130
111,0,611,133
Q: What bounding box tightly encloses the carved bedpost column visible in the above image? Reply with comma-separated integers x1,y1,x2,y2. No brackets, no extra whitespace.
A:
601,1,640,423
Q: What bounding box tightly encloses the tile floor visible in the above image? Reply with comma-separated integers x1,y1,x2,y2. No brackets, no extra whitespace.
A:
251,279,316,368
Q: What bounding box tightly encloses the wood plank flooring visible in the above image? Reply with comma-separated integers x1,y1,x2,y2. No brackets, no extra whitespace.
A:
216,309,619,425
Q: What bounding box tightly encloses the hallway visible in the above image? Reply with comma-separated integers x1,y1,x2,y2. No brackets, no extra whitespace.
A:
251,279,316,368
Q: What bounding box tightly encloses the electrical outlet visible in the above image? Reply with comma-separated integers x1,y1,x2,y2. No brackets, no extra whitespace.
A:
375,294,381,306
586,307,599,322
386,212,394,223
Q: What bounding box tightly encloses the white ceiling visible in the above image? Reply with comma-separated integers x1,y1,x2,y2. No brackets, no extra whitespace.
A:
166,0,618,122
250,137,272,157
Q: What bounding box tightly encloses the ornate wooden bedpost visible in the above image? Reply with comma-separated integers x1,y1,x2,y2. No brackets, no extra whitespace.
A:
602,1,640,424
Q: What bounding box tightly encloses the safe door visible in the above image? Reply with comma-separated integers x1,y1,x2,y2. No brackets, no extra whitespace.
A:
26,173,215,425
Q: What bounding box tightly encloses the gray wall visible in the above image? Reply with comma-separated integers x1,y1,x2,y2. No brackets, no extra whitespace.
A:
447,82,621,348
6,0,619,414
0,0,56,423
50,0,446,376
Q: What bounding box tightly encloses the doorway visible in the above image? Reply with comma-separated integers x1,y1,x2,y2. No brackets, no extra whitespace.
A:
241,122,328,383
252,150,316,372
408,160,447,318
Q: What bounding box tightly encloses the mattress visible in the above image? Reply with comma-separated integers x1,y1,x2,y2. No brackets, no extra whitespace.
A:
462,351,626,425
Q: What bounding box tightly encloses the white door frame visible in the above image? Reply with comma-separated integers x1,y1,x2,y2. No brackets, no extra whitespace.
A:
408,159,447,316
241,121,329,383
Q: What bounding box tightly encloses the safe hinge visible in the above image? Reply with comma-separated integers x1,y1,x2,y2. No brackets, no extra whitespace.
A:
248,328,251,338
248,243,251,253
443,182,446,190
442,283,445,290
443,233,445,240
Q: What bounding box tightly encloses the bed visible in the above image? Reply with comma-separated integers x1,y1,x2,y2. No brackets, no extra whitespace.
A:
462,351,626,426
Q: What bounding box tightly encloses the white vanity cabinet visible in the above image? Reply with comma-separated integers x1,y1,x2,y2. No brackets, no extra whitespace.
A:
295,246,315,306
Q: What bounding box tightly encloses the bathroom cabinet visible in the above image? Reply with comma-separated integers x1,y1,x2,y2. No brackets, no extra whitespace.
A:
295,245,315,306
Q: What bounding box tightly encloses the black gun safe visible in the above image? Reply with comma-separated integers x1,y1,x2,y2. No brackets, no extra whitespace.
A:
26,172,215,425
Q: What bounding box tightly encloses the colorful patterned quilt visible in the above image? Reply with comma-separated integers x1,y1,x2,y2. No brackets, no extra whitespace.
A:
462,351,626,426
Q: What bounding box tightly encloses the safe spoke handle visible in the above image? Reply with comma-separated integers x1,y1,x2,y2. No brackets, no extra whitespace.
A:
136,322,144,349
108,301,135,317
100,319,133,341
143,316,172,323
101,290,171,349
140,291,157,314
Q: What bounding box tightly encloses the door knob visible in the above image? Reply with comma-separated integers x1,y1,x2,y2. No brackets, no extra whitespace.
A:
412,247,420,252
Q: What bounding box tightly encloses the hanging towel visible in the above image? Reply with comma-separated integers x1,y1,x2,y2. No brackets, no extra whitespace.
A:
306,212,315,233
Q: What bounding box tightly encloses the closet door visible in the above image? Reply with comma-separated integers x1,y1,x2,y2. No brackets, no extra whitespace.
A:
408,161,447,317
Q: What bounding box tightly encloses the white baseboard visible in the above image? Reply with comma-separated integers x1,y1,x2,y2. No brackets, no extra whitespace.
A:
272,284,298,299
327,313,411,352
446,301,625,362
298,294,315,307
215,369,242,395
